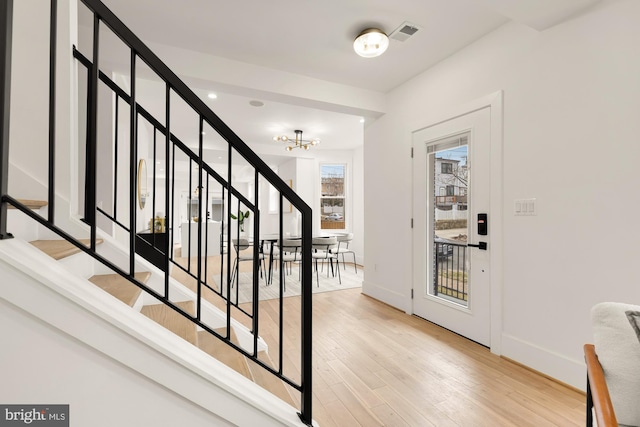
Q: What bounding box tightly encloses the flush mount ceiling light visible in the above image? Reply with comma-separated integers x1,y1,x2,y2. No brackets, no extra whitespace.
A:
273,129,320,152
353,28,389,58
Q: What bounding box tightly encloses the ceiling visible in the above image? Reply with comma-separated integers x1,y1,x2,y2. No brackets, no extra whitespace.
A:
87,0,600,164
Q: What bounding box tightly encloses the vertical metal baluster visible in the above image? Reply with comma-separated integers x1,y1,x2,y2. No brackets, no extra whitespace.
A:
463,244,467,301
226,144,232,335
187,157,192,270
168,140,175,299
252,169,259,356
196,117,203,320
165,84,172,297
204,173,209,289
455,246,460,299
299,206,313,425
220,185,225,297
0,0,13,239
48,0,57,224
129,49,136,275
151,128,156,246
449,245,454,297
235,197,240,304
278,192,284,373
113,97,118,221
434,243,439,297
87,14,99,250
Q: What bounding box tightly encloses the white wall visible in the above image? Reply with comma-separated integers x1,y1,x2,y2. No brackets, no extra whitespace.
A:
0,300,234,427
364,0,640,389
9,0,76,207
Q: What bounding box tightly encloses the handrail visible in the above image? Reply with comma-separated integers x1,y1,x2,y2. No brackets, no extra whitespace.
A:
584,344,618,427
1,0,313,424
80,0,304,209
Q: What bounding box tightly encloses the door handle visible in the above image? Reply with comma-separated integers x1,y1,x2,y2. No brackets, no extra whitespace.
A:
467,242,487,250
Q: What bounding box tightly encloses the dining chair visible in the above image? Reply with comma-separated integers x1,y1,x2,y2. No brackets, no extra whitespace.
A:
230,238,266,293
311,237,341,287
271,238,303,290
332,233,357,274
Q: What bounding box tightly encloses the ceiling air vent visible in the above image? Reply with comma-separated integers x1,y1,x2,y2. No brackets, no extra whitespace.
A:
389,22,421,42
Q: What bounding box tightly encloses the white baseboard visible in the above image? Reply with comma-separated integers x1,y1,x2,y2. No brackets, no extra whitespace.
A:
362,279,411,314
501,333,585,391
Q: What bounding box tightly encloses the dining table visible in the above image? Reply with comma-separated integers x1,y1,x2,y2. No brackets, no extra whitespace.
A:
255,233,341,285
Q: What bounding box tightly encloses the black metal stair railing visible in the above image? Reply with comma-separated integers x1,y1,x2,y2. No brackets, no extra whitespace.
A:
0,0,313,424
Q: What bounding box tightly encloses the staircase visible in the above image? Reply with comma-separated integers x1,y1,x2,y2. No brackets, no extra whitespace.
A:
3,198,302,425
0,0,313,424
25,210,296,406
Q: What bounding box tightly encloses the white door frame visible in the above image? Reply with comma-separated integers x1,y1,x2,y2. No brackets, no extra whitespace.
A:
411,91,503,355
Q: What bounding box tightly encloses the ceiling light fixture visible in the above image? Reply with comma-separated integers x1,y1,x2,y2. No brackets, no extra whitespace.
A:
353,28,389,58
207,93,217,99
273,129,320,152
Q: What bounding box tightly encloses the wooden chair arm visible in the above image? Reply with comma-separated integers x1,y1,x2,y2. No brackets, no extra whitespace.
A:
584,344,618,427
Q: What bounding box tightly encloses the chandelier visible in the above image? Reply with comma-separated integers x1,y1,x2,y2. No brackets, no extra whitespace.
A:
273,129,320,151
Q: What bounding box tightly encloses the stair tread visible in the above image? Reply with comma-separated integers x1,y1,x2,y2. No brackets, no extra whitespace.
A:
197,329,252,380
88,272,150,307
9,199,48,210
30,239,104,260
246,351,297,407
140,301,197,345
198,329,296,406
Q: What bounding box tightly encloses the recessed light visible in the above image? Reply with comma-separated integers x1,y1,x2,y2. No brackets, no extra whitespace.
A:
207,93,217,99
360,118,365,123
249,100,264,107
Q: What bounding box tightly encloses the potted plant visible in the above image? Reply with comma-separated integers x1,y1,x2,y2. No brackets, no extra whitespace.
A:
230,210,250,232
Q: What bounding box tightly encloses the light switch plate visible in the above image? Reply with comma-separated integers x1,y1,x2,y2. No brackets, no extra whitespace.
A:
515,198,537,216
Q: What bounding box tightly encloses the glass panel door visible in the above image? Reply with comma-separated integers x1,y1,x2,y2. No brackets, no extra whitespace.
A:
428,138,469,306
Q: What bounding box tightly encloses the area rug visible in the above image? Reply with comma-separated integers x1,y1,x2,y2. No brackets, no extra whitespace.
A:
212,264,362,304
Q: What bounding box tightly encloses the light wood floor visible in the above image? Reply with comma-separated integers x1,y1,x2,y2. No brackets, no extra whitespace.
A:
170,258,585,426
257,288,584,427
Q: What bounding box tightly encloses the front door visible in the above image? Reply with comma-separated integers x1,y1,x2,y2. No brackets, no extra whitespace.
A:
412,107,491,346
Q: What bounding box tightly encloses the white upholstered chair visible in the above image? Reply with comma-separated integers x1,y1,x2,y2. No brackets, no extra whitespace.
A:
585,302,640,427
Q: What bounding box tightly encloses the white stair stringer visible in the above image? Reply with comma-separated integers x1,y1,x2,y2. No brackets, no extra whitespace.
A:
0,238,313,427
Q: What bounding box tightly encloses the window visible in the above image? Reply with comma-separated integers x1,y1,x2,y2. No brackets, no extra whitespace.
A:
320,164,345,230
446,185,455,196
441,162,453,174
